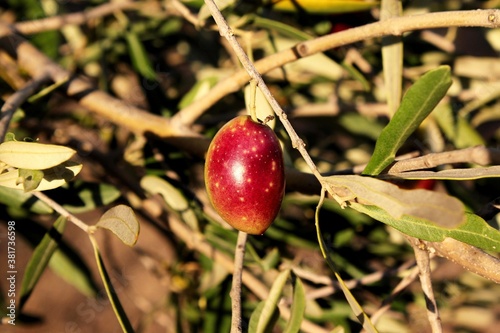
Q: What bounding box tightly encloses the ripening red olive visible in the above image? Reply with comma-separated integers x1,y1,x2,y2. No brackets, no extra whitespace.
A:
204,115,285,235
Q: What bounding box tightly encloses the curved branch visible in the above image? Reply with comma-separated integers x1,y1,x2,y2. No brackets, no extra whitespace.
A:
172,9,500,127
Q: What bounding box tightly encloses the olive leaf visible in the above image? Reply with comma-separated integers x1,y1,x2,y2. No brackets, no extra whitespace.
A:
0,141,76,170
363,66,452,175
272,0,379,14
18,169,44,192
249,269,290,333
381,165,500,180
350,203,500,252
0,161,82,192
141,175,199,231
95,205,139,246
323,175,465,228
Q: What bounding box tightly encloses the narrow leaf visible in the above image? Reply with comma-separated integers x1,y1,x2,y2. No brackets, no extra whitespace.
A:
350,203,500,252
125,32,156,81
381,0,403,116
334,271,377,333
283,275,306,333
381,166,500,180
363,66,452,175
315,189,378,333
96,205,140,246
19,216,67,310
141,175,198,230
248,301,280,333
323,175,465,228
48,249,97,299
0,141,76,170
178,77,218,109
89,236,134,333
253,269,290,333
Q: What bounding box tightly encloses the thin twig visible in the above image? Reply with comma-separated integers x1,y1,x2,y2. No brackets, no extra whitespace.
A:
202,0,322,183
32,191,89,233
172,9,500,127
0,73,51,141
408,237,442,333
370,265,421,324
230,231,247,333
13,1,140,35
386,146,500,173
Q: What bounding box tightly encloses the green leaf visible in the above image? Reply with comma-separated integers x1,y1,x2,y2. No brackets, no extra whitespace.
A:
363,66,452,175
0,141,76,170
350,203,500,252
18,169,44,192
315,190,378,333
125,31,156,81
433,104,485,148
19,216,67,310
248,301,280,333
178,77,218,109
48,249,97,299
96,205,140,246
249,269,290,333
323,175,465,228
283,274,306,333
141,175,199,230
89,236,134,333
0,186,52,214
271,0,379,14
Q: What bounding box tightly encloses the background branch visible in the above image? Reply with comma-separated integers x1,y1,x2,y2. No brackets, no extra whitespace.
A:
172,9,500,127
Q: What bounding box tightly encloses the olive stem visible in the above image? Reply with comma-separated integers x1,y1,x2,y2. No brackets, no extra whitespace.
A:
248,79,258,122
202,0,323,182
32,191,90,233
230,230,248,333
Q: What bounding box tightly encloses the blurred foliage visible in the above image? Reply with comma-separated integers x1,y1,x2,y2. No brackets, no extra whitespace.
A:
1,0,500,332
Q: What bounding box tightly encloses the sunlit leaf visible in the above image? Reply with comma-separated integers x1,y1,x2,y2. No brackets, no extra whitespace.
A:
382,165,500,180
271,0,379,14
249,269,290,333
363,66,452,175
381,0,403,116
283,274,306,333
96,205,140,246
245,83,275,129
178,77,218,109
323,174,465,228
0,161,82,192
141,175,199,230
0,141,76,170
